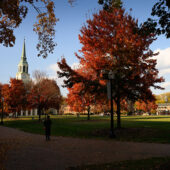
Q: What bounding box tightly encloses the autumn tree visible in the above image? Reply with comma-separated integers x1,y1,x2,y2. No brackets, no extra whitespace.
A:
1,84,10,115
58,8,164,129
67,83,109,117
1,78,27,117
135,100,158,115
66,84,85,114
28,76,61,121
0,83,4,123
0,83,2,106
0,0,58,58
61,61,107,120
67,82,98,120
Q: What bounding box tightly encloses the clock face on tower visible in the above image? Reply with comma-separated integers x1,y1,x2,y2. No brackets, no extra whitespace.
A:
22,74,26,79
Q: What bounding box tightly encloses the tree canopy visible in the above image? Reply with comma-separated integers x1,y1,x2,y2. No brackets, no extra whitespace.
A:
28,75,62,120
0,0,169,59
0,0,58,58
58,8,164,128
1,78,27,114
98,0,170,38
143,0,170,38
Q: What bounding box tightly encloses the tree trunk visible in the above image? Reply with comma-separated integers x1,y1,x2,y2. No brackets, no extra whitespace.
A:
0,106,4,125
14,112,17,118
87,106,90,120
38,107,41,121
127,111,133,116
116,95,121,129
127,100,135,116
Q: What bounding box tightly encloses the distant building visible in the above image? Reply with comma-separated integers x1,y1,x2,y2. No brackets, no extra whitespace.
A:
157,103,170,115
16,39,30,82
60,104,78,115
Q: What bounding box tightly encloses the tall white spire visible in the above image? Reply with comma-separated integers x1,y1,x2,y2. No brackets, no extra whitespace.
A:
21,38,26,60
16,38,30,83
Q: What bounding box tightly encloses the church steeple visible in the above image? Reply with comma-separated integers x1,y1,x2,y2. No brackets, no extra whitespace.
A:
21,38,26,61
16,38,30,82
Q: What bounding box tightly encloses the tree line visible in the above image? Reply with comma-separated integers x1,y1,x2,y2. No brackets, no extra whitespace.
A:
0,71,62,120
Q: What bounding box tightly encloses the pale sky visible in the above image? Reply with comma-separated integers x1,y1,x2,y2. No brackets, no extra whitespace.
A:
0,0,170,96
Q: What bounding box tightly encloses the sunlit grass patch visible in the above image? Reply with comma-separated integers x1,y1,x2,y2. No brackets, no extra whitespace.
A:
3,115,170,143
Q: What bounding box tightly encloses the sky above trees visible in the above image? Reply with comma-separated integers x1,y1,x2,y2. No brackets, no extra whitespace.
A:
0,0,170,96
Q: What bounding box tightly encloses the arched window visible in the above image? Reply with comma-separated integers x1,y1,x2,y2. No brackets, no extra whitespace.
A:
23,66,25,72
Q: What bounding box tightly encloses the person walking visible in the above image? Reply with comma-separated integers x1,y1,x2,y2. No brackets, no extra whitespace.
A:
44,115,52,141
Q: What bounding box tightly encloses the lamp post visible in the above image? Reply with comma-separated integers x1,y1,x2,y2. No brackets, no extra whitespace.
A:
1,97,4,125
102,69,116,138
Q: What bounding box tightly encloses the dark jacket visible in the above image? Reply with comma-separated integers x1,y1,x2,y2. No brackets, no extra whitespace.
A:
44,119,52,135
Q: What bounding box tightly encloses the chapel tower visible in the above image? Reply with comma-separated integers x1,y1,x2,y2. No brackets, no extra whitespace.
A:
16,39,30,82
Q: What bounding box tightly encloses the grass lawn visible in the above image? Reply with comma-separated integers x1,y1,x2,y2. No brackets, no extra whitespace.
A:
68,157,170,170
3,115,170,143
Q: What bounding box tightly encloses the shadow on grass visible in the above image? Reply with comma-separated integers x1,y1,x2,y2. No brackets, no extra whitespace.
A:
93,127,170,143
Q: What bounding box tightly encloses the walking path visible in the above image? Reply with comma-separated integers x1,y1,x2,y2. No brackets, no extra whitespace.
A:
1,126,170,170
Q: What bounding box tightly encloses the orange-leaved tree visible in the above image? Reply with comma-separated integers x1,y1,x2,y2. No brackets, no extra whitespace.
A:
0,0,58,58
0,83,3,114
1,84,10,114
62,62,107,120
67,82,99,120
28,78,61,120
135,100,158,115
58,9,164,128
1,78,27,116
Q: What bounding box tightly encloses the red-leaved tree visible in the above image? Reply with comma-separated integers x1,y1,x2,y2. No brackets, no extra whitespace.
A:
135,100,158,115
58,9,164,128
1,78,27,116
28,78,61,120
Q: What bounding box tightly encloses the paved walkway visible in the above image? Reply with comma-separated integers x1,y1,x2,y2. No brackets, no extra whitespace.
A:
1,126,170,170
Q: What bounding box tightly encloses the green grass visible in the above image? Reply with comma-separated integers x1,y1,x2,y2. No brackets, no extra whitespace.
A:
68,157,170,170
3,115,170,143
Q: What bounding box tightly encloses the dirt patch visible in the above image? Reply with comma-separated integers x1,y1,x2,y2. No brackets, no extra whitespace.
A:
0,142,10,170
